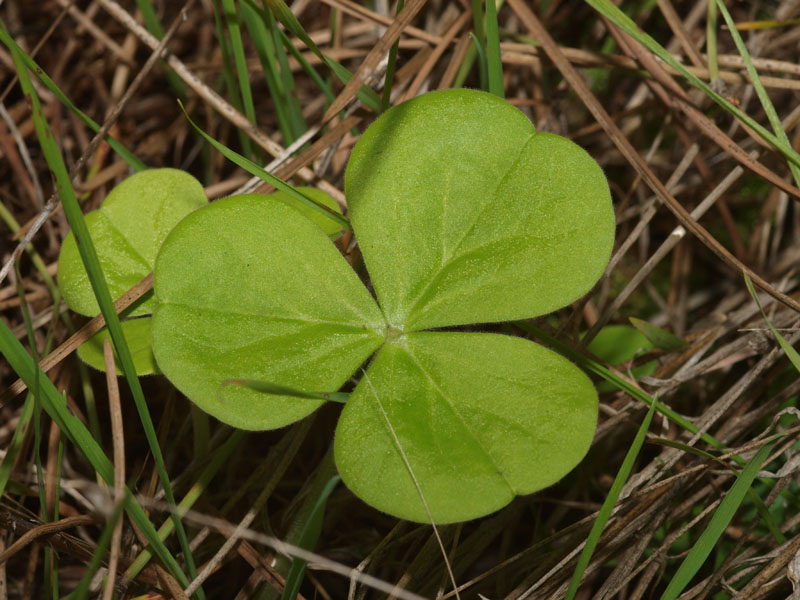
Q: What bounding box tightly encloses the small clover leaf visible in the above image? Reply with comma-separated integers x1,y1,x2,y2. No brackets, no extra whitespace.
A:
150,88,615,522
58,168,208,317
585,324,656,392
77,318,159,376
57,168,208,374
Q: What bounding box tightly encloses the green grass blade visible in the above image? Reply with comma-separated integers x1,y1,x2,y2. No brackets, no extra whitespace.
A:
48,441,64,598
0,391,35,497
715,0,800,188
0,27,145,171
584,0,800,170
469,0,486,49
485,0,504,97
0,320,189,587
211,0,253,160
736,16,800,30
14,261,38,365
15,254,48,541
280,472,340,600
659,440,776,600
192,404,210,461
706,0,719,82
650,438,786,544
220,379,350,403
258,0,382,111
222,0,260,160
453,43,478,88
469,32,489,91
747,487,786,544
9,44,203,597
744,272,800,373
242,1,297,144
272,23,339,122
179,101,351,230
565,399,655,600
277,28,335,105
268,8,307,140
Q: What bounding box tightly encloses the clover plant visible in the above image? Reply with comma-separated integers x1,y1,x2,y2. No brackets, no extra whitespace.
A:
58,89,615,524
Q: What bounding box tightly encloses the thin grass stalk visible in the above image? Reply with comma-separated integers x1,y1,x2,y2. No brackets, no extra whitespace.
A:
277,28,335,105
212,0,254,158
268,7,307,140
485,0,504,97
659,440,777,600
469,0,486,51
242,0,296,143
258,0,382,111
222,0,261,160
469,32,489,91
0,392,35,497
706,0,719,82
134,0,188,96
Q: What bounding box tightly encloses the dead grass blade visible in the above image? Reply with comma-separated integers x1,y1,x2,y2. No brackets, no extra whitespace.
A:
102,338,125,600
322,0,428,121
601,16,800,201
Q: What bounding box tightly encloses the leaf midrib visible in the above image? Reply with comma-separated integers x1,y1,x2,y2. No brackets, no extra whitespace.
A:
402,341,516,495
400,131,536,327
160,301,385,332
97,210,153,271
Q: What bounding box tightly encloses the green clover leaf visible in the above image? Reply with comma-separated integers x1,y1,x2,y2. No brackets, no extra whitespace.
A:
150,89,615,522
57,168,209,374
58,168,208,317
334,333,598,523
151,194,385,430
346,90,614,330
77,318,160,376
